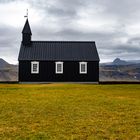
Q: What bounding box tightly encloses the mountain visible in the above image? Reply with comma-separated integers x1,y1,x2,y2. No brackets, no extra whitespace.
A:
112,58,129,65
100,58,140,81
128,60,140,64
101,58,137,66
0,58,18,81
0,58,9,69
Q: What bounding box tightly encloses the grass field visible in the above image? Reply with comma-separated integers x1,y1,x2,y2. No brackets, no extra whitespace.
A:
0,84,139,140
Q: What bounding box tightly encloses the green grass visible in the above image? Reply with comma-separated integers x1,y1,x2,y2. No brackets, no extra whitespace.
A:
0,84,139,140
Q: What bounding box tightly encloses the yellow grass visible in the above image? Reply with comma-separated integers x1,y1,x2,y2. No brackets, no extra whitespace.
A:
0,84,139,139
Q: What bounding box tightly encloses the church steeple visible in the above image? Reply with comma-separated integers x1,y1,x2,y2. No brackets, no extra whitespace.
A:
22,19,32,46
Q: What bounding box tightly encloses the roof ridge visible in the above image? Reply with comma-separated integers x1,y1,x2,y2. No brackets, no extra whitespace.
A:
32,41,95,43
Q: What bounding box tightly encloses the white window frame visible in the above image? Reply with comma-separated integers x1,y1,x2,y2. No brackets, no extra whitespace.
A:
55,62,63,74
31,61,39,74
79,62,87,74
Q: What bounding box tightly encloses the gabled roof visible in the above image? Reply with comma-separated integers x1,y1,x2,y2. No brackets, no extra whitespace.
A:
22,19,32,35
18,41,100,61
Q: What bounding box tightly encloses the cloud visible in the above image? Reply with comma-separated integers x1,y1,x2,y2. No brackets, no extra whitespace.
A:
0,0,140,63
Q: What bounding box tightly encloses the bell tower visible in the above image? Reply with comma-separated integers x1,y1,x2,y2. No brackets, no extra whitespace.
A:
22,19,32,46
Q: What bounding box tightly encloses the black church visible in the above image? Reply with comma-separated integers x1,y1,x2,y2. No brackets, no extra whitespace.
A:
18,19,100,83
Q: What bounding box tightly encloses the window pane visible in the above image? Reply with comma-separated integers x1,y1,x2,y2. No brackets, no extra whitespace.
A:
56,62,63,74
80,62,87,74
81,64,86,72
31,62,39,74
33,64,37,72
57,64,62,72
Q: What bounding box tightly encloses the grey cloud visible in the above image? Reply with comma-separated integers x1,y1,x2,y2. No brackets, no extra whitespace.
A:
30,22,140,61
28,0,85,21
47,7,77,18
0,0,16,3
0,0,140,63
0,25,20,62
0,25,19,41
111,44,140,54
33,0,140,62
127,37,140,45
100,42,140,60
33,26,122,41
94,0,140,17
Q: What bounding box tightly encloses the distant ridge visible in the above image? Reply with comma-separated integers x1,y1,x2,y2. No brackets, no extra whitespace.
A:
101,58,140,66
0,58,18,81
100,58,140,81
0,58,9,69
112,58,129,65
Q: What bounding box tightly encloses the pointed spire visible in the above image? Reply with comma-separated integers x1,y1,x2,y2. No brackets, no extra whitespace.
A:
22,19,32,35
22,19,32,46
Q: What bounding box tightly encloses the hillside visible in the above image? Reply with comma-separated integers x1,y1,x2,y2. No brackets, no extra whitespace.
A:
0,59,18,81
100,58,140,81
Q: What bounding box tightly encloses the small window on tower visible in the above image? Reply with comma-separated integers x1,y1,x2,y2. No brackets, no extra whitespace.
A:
31,61,39,74
79,62,87,74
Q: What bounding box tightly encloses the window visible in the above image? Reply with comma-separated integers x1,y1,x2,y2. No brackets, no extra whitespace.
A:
55,62,63,74
31,61,39,74
79,62,87,74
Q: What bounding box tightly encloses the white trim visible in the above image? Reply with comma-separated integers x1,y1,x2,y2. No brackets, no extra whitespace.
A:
55,62,63,74
79,62,87,74
31,61,39,74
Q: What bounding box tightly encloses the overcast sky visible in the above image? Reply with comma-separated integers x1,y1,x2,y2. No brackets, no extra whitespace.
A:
0,0,140,64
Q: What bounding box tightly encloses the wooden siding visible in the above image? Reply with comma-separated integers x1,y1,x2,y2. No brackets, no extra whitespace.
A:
19,61,99,82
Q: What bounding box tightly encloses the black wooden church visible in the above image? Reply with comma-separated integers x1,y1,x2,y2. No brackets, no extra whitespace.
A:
18,19,100,83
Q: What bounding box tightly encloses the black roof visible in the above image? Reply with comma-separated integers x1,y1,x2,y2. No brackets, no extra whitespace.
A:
18,41,100,61
22,19,32,35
